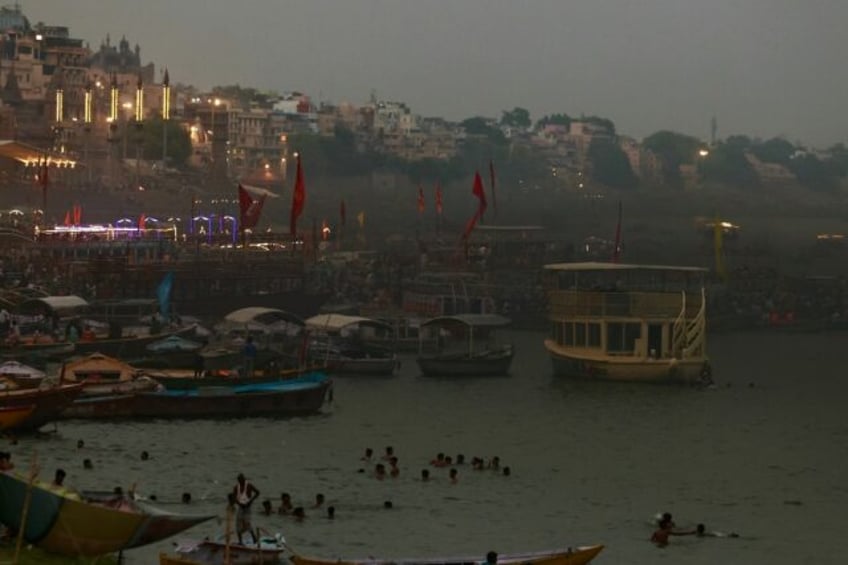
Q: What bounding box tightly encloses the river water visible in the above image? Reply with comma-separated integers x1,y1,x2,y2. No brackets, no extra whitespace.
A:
7,330,847,565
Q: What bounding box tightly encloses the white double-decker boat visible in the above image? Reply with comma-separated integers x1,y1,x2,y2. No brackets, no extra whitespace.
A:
543,262,710,383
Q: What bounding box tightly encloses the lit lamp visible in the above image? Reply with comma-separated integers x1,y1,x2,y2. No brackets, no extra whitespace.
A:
84,81,93,183
161,68,170,168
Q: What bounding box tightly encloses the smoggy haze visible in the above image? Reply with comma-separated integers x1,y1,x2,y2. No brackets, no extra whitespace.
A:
27,0,846,147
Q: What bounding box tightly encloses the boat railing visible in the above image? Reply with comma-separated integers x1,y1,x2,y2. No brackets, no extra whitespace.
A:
682,288,707,358
671,291,687,358
548,290,699,319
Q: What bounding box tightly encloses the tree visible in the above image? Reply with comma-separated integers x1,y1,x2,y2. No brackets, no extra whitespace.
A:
750,137,795,165
587,139,637,189
787,153,839,192
643,130,704,187
500,107,531,129
460,117,507,145
142,117,192,166
699,142,758,188
535,113,572,130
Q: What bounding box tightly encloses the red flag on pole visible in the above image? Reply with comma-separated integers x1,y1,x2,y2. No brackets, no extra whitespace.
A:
73,204,82,225
462,171,488,240
489,160,497,214
417,185,425,213
238,184,267,230
435,182,443,215
138,213,146,231
63,210,71,227
612,200,623,263
290,155,306,236
340,199,346,227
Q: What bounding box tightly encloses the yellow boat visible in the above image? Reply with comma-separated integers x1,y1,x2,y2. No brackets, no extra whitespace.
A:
290,545,604,565
0,404,35,431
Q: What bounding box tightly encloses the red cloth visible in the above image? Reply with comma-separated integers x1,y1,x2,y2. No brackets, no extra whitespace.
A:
290,156,306,236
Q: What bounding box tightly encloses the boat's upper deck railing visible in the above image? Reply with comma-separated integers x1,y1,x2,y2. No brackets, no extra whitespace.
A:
548,289,703,319
544,262,706,294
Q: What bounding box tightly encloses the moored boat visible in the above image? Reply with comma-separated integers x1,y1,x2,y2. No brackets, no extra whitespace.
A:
416,314,514,377
0,383,84,431
150,366,311,391
290,545,604,565
0,470,214,556
58,353,161,419
0,360,46,388
170,531,288,564
305,314,399,376
132,370,331,419
543,262,710,383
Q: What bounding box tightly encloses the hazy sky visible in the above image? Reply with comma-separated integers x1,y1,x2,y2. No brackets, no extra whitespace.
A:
27,0,846,147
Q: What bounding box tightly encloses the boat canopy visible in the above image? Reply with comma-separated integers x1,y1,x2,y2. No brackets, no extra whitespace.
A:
421,314,512,328
223,307,305,327
305,314,393,332
18,295,90,318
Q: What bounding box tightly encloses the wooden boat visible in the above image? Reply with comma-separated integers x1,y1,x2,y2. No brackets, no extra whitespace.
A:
290,545,604,565
0,471,214,556
305,314,399,376
0,383,84,431
416,315,514,377
0,404,35,431
129,334,206,369
131,370,331,419
150,365,306,392
58,353,161,419
0,360,45,388
72,325,199,358
543,262,710,383
170,532,288,564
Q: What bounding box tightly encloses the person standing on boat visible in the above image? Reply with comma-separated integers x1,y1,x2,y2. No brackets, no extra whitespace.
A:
232,473,260,545
242,336,257,378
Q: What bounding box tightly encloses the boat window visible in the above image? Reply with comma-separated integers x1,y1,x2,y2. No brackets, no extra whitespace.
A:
606,322,641,353
564,322,574,346
553,322,563,344
606,323,624,352
587,323,601,347
575,323,586,346
624,323,641,351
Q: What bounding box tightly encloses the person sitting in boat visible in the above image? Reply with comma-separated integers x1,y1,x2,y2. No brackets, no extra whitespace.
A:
483,551,498,565
242,337,257,378
232,473,260,545
80,326,96,342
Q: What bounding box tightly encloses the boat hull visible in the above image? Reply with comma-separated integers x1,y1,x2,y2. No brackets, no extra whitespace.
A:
321,357,399,376
0,472,213,556
290,545,604,565
73,327,198,359
545,340,706,383
0,404,35,431
417,349,514,377
134,380,330,419
0,384,84,431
